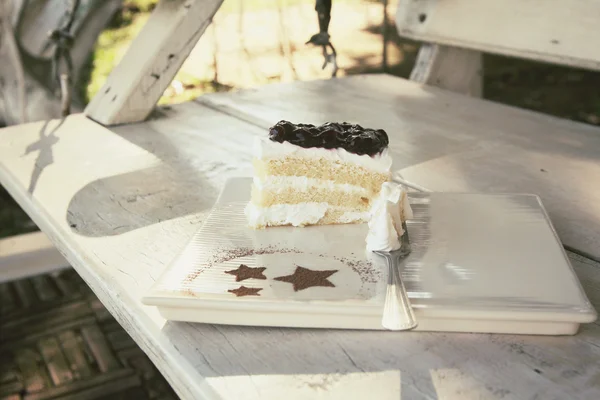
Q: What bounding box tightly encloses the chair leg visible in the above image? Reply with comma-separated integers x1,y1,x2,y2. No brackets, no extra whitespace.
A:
85,0,225,126
410,43,482,97
0,231,68,283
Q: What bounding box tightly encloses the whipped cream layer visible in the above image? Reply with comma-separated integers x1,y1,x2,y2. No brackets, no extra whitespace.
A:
245,202,370,228
253,176,370,197
366,182,413,252
254,136,392,174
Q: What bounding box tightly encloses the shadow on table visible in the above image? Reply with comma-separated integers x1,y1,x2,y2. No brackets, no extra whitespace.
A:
65,115,234,237
23,119,63,195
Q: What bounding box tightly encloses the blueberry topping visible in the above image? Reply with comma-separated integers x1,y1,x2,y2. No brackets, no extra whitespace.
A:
269,125,285,142
268,120,388,156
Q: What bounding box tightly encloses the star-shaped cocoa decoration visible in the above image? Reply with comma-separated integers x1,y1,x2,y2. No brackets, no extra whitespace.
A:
274,265,338,291
225,264,267,282
228,286,263,297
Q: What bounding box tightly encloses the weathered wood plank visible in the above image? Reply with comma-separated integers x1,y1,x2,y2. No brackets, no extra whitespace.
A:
12,279,37,309
90,299,113,323
80,325,121,373
30,275,59,302
84,0,224,125
0,282,17,314
395,0,600,71
199,74,600,260
51,270,83,299
22,369,138,400
37,337,74,385
1,316,97,352
105,330,136,352
0,232,68,284
0,369,18,385
127,354,156,380
0,369,23,399
100,319,123,334
115,347,147,369
58,330,93,380
1,301,93,344
0,94,598,399
1,394,21,400
13,348,51,393
48,374,142,400
410,43,482,97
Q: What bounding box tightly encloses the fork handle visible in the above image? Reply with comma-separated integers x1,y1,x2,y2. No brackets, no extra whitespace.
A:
382,252,418,330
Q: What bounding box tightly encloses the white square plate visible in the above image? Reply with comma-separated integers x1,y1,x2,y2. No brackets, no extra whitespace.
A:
142,178,597,335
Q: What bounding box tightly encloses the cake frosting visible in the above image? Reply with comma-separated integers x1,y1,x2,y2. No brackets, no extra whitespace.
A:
245,202,370,228
254,136,392,174
366,182,413,252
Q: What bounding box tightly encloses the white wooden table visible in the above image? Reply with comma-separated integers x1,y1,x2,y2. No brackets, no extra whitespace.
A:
1,75,599,400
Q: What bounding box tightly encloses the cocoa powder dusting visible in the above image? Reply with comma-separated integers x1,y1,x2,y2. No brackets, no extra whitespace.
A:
228,285,263,297
333,256,380,284
211,245,301,265
274,266,338,291
182,246,301,285
225,264,267,281
182,245,380,290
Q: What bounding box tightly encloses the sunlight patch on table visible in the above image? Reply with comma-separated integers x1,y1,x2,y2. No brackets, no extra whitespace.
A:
430,368,500,399
207,370,401,400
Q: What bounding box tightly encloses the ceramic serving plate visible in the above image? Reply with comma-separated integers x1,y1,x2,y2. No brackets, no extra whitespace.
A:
142,178,597,335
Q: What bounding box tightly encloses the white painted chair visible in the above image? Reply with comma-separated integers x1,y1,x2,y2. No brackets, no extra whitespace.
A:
0,232,68,283
396,0,600,95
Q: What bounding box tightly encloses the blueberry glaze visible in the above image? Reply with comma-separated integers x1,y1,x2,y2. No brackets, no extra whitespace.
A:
268,120,389,156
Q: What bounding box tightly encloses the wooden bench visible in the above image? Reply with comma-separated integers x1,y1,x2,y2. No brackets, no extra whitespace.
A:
1,0,599,399
0,231,67,283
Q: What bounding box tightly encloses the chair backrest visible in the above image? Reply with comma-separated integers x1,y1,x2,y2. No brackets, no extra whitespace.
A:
395,0,600,72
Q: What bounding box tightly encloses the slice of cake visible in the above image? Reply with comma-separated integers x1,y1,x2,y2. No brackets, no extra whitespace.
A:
245,120,392,228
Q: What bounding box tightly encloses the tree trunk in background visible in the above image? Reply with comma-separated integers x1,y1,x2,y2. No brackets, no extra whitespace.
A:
0,0,123,126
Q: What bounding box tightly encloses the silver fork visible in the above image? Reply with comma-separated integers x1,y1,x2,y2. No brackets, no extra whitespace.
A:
374,222,417,331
